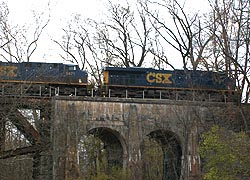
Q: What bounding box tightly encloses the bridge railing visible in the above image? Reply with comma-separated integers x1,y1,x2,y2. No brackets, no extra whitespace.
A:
0,83,238,103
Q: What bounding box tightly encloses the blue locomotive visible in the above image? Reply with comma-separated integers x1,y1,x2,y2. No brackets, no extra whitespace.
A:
0,61,88,96
102,67,236,101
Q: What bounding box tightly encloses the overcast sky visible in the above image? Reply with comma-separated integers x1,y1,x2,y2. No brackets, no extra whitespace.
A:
6,0,104,22
2,0,209,65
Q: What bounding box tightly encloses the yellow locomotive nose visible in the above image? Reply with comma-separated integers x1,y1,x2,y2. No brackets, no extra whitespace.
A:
103,70,109,84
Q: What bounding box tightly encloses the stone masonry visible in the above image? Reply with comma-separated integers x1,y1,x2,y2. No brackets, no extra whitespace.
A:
51,96,249,180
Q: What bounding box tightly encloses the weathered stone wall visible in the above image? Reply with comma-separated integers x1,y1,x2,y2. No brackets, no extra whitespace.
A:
51,96,249,180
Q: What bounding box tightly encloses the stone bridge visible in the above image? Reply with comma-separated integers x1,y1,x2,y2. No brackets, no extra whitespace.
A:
51,97,248,180
0,96,249,180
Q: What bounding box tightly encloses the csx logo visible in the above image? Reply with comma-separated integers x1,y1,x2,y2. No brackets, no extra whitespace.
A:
0,66,17,77
146,72,172,84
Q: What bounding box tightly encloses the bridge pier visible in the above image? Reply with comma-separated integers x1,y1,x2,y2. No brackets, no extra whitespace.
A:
127,104,143,180
52,102,80,179
188,125,201,180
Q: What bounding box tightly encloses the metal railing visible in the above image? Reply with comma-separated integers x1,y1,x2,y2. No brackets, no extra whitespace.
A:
0,84,237,103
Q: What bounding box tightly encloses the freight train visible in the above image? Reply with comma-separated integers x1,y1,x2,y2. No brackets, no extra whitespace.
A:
0,61,236,102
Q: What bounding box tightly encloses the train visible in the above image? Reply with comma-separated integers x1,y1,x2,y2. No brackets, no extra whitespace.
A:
0,61,237,101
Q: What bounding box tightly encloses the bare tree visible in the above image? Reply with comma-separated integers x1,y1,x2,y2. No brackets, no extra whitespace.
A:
208,0,250,102
141,0,214,70
53,15,103,86
96,1,154,67
0,1,50,62
0,2,13,62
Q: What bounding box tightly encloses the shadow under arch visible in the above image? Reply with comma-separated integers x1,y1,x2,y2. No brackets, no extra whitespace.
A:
88,127,127,170
145,129,182,180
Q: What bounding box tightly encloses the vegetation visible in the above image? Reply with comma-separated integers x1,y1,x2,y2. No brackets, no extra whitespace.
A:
200,126,250,180
90,166,128,180
141,137,163,180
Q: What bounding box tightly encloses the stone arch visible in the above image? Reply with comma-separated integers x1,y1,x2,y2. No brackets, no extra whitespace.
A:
142,129,182,180
88,127,127,170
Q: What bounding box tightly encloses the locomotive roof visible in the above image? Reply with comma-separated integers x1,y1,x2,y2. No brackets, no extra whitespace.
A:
102,66,182,73
102,66,227,75
0,61,79,67
103,66,156,72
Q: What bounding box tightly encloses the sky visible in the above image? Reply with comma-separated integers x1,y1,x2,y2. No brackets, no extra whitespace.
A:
2,0,209,66
6,0,104,22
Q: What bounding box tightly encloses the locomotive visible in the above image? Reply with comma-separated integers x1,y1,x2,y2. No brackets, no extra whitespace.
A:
102,67,236,101
0,61,88,96
0,61,236,102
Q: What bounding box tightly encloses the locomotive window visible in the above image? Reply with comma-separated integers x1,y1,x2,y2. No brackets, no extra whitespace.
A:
68,66,77,71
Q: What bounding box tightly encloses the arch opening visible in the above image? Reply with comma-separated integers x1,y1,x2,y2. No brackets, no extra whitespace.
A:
88,127,125,169
76,127,126,179
142,130,182,180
